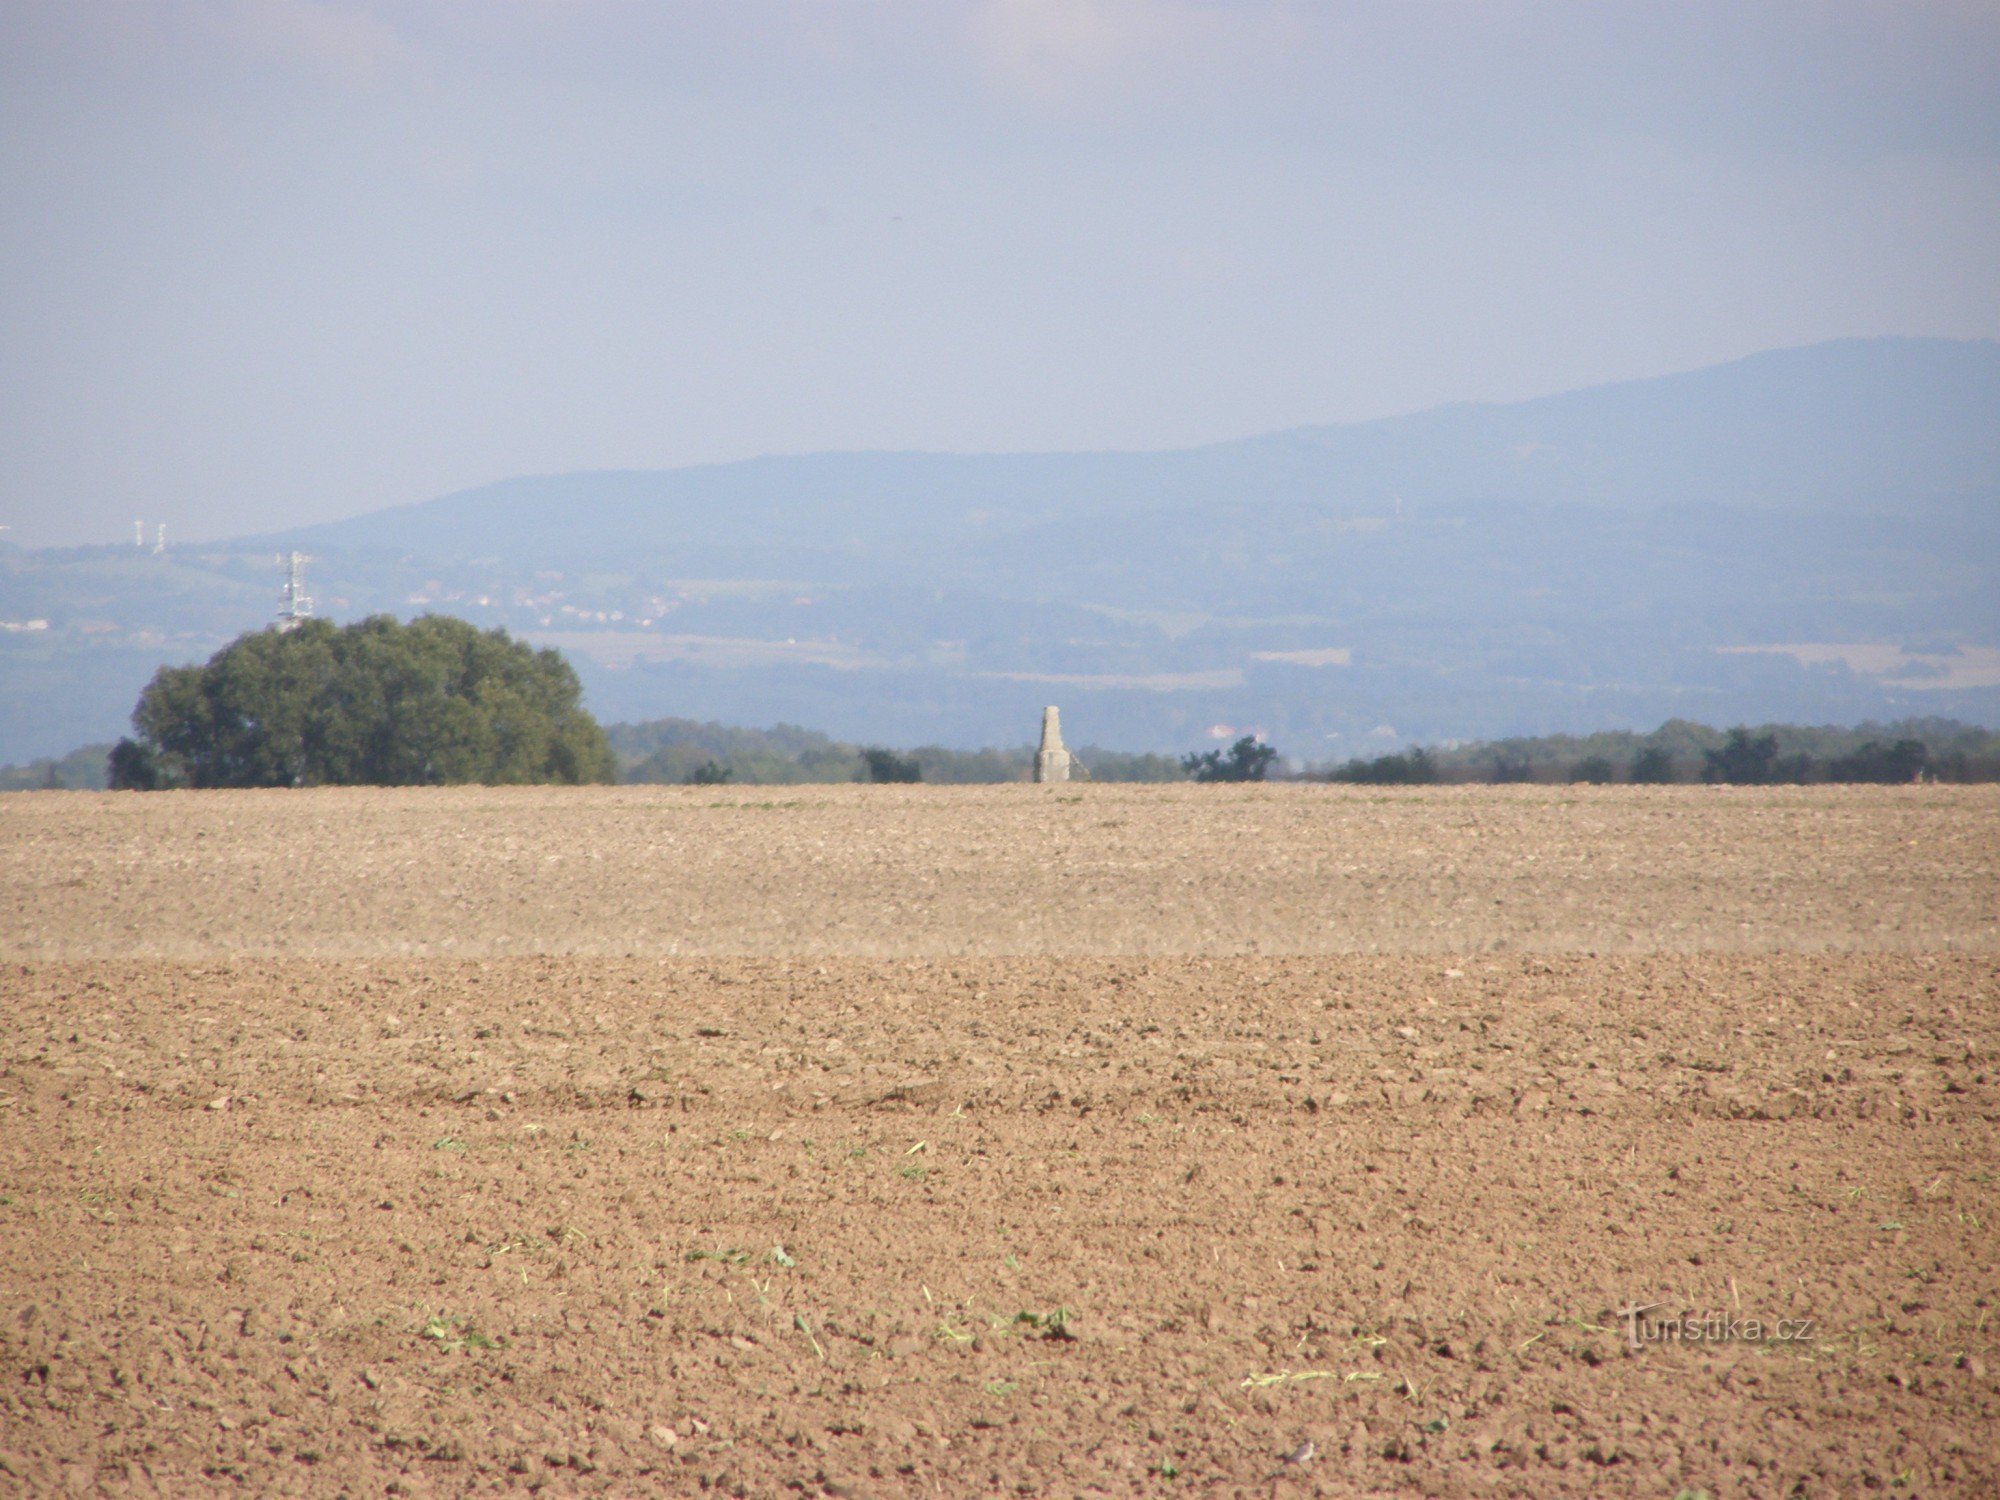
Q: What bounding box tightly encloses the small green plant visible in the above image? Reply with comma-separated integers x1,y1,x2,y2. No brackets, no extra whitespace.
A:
794,1313,826,1360
1155,1458,1180,1479
420,1314,499,1352
432,1137,467,1152
1015,1307,1075,1341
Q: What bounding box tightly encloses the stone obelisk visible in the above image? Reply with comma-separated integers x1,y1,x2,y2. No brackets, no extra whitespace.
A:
1033,706,1071,783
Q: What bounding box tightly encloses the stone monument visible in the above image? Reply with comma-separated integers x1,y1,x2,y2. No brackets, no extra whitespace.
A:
1033,706,1071,783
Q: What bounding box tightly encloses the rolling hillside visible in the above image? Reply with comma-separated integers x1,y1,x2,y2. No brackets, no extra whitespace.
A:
4,337,1995,763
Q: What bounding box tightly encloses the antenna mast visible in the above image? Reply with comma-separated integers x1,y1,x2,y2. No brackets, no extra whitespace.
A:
277,551,314,631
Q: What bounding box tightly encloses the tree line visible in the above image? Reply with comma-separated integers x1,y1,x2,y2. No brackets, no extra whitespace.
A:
608,716,1185,785
1321,718,1997,785
2,618,1994,791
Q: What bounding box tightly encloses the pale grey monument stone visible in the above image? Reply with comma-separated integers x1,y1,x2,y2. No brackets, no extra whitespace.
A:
1033,706,1071,783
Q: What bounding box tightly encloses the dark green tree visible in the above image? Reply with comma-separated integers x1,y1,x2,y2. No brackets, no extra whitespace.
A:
1828,738,1928,783
1328,747,1437,785
1628,745,1678,784
107,738,169,791
1182,736,1279,783
109,615,615,789
1569,755,1616,784
861,747,922,783
686,759,734,785
1701,728,1780,785
1772,750,1817,783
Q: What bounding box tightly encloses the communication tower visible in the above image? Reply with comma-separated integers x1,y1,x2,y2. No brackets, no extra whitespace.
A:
277,551,314,631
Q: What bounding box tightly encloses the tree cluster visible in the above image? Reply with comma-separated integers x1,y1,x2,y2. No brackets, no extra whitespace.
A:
1699,728,1928,785
1182,736,1279,783
0,743,114,792
1308,720,1975,785
1326,747,1438,785
1365,717,1990,785
861,747,923,783
108,615,615,789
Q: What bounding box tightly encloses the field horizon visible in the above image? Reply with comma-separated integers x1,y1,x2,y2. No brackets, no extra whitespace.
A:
5,783,1996,960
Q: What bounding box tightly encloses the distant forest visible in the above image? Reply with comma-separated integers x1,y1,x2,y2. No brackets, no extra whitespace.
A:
0,741,115,791
1323,717,2000,786
7,716,1997,790
603,718,1186,785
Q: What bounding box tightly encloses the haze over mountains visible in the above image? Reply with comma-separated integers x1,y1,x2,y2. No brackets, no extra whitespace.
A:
3,337,1996,766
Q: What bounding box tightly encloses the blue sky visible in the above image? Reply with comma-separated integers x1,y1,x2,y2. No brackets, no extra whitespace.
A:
3,0,1997,546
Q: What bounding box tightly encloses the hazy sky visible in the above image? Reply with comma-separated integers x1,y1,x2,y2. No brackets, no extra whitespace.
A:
3,0,1997,547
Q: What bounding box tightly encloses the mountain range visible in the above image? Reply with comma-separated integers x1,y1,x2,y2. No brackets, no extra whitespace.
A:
3,336,1996,765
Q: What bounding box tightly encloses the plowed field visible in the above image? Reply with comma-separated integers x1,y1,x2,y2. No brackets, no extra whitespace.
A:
2,785,1996,1497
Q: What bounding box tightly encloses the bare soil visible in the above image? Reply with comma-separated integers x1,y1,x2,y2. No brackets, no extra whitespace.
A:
4,784,1995,959
1,787,1995,1497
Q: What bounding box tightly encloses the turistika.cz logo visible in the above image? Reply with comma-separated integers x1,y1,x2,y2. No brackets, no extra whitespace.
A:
1617,1303,1815,1351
